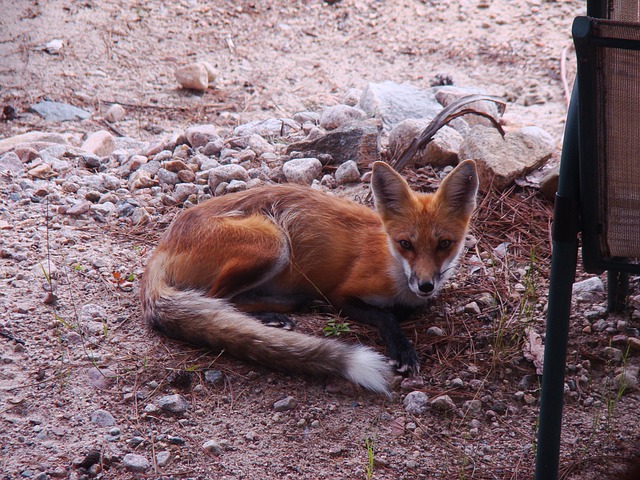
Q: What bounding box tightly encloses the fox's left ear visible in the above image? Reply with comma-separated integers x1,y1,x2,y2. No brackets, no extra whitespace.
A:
436,160,479,217
371,161,414,218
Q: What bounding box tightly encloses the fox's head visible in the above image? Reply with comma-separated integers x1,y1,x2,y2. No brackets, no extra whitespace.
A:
371,160,478,300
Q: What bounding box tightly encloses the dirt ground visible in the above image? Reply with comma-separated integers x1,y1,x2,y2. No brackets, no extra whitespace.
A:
2,0,640,479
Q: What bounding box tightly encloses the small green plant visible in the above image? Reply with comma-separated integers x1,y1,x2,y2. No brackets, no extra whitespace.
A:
364,437,375,480
73,263,84,272
323,319,350,337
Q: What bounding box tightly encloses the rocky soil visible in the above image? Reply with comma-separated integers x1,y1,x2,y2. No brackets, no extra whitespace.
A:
1,1,640,479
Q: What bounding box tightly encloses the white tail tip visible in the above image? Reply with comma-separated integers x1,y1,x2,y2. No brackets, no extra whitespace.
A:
345,346,393,395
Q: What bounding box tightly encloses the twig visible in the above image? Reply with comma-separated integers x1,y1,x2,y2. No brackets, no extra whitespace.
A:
392,94,506,174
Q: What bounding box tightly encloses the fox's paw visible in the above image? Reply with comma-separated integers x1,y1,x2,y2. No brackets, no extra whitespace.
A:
390,347,421,375
252,312,296,331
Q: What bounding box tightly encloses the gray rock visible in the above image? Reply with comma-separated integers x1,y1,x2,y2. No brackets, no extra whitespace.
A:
343,88,363,107
225,179,248,193
30,101,92,122
388,119,462,167
80,304,107,322
286,121,379,168
203,439,228,455
87,367,117,389
208,164,250,192
358,81,442,133
157,394,189,414
293,111,320,124
282,158,322,185
104,104,126,123
128,170,158,190
459,125,555,190
186,125,220,148
403,391,429,415
0,152,24,174
122,453,150,472
173,183,198,203
426,326,445,336
132,207,151,225
319,104,366,130
233,118,298,138
101,174,121,191
614,368,639,391
157,168,180,187
431,395,456,412
204,370,223,384
540,164,559,200
273,396,298,412
90,409,116,427
65,201,92,216
334,160,360,185
156,451,171,467
603,347,623,364
464,302,481,315
572,277,604,294
463,399,483,415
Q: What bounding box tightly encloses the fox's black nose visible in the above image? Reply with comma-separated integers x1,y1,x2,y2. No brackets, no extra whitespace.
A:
418,281,434,294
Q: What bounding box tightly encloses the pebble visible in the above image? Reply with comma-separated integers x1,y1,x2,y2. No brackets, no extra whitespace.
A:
431,395,456,412
319,104,366,130
273,396,298,412
426,326,445,336
208,164,250,192
203,439,229,455
403,391,429,415
156,450,171,467
282,158,322,185
186,124,220,148
104,104,126,123
157,394,190,414
175,63,209,91
334,160,360,184
90,409,116,427
122,453,150,472
81,130,116,157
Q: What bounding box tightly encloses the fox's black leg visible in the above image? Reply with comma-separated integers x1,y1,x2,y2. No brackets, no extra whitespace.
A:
338,298,420,373
250,312,296,330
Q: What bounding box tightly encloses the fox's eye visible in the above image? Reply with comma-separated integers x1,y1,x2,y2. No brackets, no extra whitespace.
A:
399,239,413,250
438,239,452,250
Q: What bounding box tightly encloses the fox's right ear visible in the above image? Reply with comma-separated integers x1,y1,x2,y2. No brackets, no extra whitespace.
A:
371,161,414,218
436,160,479,217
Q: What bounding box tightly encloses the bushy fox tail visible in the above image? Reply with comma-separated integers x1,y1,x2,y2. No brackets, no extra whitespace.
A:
140,265,392,394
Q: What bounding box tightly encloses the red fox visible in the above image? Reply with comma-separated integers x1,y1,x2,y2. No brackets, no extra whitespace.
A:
140,160,478,394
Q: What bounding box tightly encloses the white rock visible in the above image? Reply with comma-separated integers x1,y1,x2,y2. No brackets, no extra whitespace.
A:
334,160,360,185
198,61,216,83
81,130,116,157
319,104,366,130
104,104,126,123
359,81,442,133
175,63,209,91
282,158,322,185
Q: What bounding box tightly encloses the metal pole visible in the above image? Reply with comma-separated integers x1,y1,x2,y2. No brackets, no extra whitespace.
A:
534,86,581,480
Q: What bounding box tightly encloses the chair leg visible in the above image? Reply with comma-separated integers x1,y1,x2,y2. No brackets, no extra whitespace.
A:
607,270,629,313
534,85,581,480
